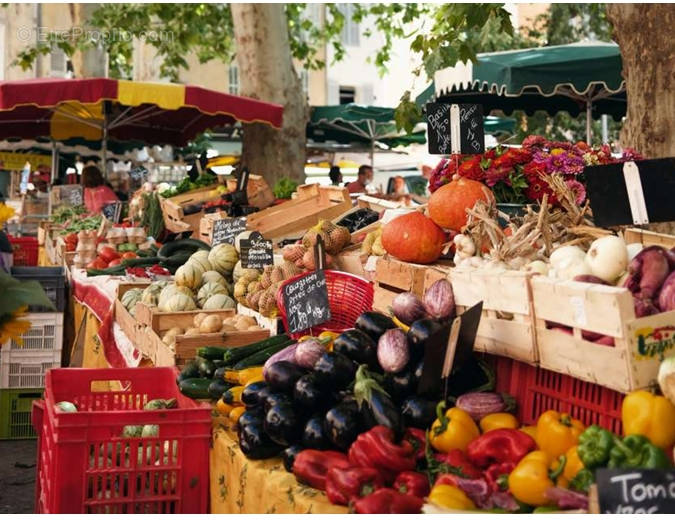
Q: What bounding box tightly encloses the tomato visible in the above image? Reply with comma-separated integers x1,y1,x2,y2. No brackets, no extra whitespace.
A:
121,252,137,260
108,259,123,268
86,258,108,270
98,245,120,263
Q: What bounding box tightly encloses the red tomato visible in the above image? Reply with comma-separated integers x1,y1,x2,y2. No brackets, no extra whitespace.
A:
86,258,108,270
108,259,123,267
99,245,120,263
121,252,137,260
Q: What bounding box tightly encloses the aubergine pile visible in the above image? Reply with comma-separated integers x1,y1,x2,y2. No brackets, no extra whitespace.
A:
232,279,496,464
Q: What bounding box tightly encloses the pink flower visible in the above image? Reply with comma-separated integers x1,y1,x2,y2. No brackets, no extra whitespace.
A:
565,179,587,205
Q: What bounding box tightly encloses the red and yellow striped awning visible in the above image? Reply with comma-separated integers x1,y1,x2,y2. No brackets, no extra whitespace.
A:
0,77,283,146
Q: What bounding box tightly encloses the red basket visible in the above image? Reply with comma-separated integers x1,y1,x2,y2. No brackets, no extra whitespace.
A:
8,235,38,266
276,270,374,339
495,356,624,434
33,367,211,514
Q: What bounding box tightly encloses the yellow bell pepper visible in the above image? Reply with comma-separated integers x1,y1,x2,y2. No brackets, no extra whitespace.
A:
551,445,584,488
428,484,476,511
509,450,561,506
229,406,246,423
318,330,339,350
520,425,538,440
298,335,313,342
535,410,584,459
480,413,519,432
430,404,480,453
622,390,675,449
215,398,233,416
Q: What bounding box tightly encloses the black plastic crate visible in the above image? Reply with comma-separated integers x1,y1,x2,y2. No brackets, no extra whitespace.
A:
10,267,67,312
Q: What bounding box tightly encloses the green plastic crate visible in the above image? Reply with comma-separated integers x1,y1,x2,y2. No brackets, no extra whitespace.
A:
0,388,42,439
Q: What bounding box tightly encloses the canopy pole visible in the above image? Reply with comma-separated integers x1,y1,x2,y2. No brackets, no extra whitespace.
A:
601,114,609,144
102,103,108,178
586,99,592,145
370,139,375,170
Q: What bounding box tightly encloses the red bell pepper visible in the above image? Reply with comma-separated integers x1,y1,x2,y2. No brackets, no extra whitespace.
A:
403,427,427,463
433,449,483,479
484,462,514,493
348,426,416,483
353,488,423,514
292,450,351,491
325,467,384,505
466,428,536,468
393,471,430,498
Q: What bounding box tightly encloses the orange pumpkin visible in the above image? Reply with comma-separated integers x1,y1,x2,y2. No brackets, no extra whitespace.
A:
428,178,494,231
381,212,446,264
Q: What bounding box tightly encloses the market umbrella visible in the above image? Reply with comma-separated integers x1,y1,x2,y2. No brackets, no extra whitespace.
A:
433,41,626,143
0,77,284,176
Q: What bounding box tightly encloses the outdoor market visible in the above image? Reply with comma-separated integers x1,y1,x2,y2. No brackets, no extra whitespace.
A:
0,2,674,517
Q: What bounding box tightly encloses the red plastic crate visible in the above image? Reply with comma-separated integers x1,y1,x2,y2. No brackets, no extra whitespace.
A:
8,236,38,266
276,270,374,339
494,356,624,434
33,367,211,514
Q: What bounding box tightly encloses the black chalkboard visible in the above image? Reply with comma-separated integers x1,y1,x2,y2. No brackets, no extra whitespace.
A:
101,201,123,223
240,232,273,269
585,157,675,228
68,187,83,207
282,270,331,333
129,165,148,182
426,103,485,155
596,468,675,514
212,217,247,246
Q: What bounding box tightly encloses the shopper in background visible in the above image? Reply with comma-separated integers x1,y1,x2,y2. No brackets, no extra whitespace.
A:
328,165,343,186
346,164,373,194
82,165,119,214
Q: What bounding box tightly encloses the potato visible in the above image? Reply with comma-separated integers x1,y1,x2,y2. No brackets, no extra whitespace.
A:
200,314,223,334
162,332,177,345
166,327,184,336
238,315,257,327
223,317,237,326
193,312,208,328
184,327,201,336
221,324,237,332
247,325,263,331
234,318,251,331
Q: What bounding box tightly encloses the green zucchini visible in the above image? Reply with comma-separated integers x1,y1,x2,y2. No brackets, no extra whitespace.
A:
86,265,126,277
198,359,217,378
208,380,231,400
214,367,227,381
178,378,212,399
231,339,296,370
157,239,210,260
123,256,160,268
177,360,200,382
197,335,292,364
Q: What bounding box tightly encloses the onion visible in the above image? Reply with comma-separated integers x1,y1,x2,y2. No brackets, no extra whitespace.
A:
294,339,326,369
573,274,609,285
550,245,586,268
392,292,426,325
585,235,628,283
423,279,455,320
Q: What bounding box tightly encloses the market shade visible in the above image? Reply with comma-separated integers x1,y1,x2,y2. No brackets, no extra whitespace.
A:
0,77,284,146
433,41,626,142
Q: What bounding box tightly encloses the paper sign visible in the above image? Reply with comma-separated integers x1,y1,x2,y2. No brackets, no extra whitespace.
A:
282,270,331,333
595,468,675,514
426,103,485,155
240,232,273,269
212,217,247,246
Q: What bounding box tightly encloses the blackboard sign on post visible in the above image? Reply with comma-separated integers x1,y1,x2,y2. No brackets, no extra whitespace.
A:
595,468,675,513
68,187,83,207
212,216,247,246
282,270,331,333
426,103,485,155
240,232,273,269
101,201,123,223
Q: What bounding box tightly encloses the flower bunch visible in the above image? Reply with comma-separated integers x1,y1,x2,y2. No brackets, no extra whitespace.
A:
428,136,643,205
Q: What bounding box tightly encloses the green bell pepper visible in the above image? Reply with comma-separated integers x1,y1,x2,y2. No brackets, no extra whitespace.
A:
608,434,670,469
577,425,615,469
569,468,594,494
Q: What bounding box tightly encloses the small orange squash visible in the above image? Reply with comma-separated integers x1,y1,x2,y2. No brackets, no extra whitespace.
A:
381,212,446,264
428,178,494,231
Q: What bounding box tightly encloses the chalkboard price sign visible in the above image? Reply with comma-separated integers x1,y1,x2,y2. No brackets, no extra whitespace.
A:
129,165,148,182
68,187,83,207
282,270,331,333
240,231,273,269
101,201,123,223
212,217,247,246
426,103,485,155
595,468,675,514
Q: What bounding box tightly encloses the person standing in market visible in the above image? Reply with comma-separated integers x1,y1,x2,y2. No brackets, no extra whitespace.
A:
346,164,374,194
329,165,343,186
82,165,119,214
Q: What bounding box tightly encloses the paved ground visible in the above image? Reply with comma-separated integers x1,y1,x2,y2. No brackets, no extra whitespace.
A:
0,439,37,514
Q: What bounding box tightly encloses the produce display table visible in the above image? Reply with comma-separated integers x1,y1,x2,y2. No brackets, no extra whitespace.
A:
210,427,347,514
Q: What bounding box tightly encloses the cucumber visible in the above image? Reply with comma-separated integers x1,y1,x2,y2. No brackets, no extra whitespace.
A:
178,378,212,399
208,380,231,400
157,239,210,260
231,339,295,370
197,335,292,364
198,359,216,378
123,256,160,268
177,360,200,382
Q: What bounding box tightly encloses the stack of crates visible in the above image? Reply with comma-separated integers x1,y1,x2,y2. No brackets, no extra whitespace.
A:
0,267,66,440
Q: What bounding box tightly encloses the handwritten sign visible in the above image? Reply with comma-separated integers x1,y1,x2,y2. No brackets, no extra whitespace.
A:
282,270,331,333
426,103,485,155
129,165,148,182
596,468,675,514
68,187,83,206
240,232,273,269
101,201,123,223
52,184,83,207
212,216,247,246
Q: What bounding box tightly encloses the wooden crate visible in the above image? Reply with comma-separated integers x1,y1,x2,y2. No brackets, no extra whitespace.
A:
160,184,222,235
372,256,442,313
531,276,675,393
236,304,283,336
225,174,275,210
446,267,537,364
198,211,228,244
113,283,148,346
624,227,675,249
142,309,270,364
